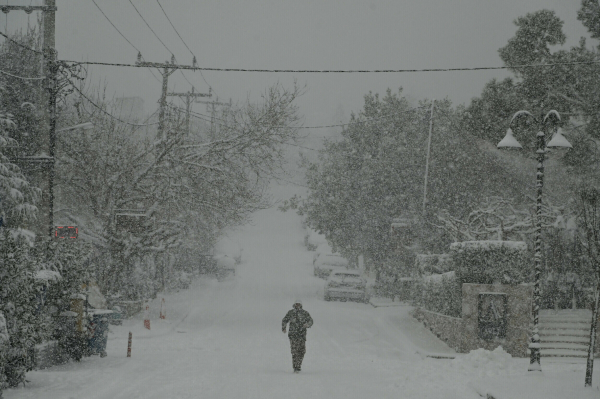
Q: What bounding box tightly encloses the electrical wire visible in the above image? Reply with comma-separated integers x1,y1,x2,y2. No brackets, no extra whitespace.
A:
155,0,192,58
90,0,161,85
0,68,44,80
0,29,42,54
127,0,172,55
58,59,600,73
68,79,161,127
127,0,208,103
155,0,215,96
91,0,140,55
169,103,426,130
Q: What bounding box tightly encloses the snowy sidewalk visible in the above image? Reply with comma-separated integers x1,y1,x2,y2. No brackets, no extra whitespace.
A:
368,297,407,308
471,371,600,399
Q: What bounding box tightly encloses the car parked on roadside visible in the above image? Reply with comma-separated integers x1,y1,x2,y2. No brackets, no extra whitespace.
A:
313,253,349,279
324,270,369,303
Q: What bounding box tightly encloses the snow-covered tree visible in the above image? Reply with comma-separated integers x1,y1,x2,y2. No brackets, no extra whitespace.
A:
297,90,533,278
0,111,39,230
434,196,572,243
574,185,600,387
0,311,8,395
464,8,600,172
55,82,302,298
0,231,40,387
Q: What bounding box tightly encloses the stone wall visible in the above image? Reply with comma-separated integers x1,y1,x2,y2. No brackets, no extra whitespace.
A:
411,283,533,358
461,283,533,358
412,307,463,352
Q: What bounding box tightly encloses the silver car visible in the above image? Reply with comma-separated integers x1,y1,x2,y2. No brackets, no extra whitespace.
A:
324,270,369,303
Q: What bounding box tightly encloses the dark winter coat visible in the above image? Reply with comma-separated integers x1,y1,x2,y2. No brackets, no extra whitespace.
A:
282,308,313,340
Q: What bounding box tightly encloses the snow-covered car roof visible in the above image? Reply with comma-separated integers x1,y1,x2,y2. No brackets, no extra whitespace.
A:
329,270,364,281
314,254,348,267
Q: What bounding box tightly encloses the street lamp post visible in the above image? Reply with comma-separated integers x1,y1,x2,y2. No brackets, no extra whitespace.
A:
497,110,572,371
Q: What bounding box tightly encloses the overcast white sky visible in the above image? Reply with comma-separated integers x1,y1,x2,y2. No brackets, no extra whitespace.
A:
3,1,595,136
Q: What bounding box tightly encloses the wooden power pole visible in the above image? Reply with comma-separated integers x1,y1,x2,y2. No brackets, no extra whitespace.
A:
167,86,211,135
196,97,231,139
4,1,59,239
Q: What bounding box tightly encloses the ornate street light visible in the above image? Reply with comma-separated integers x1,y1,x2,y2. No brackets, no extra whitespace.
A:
498,110,572,372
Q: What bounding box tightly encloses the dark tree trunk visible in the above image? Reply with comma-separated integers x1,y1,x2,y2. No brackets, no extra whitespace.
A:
585,278,599,387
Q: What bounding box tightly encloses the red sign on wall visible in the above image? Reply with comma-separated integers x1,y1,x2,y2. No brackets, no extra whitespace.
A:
54,226,78,239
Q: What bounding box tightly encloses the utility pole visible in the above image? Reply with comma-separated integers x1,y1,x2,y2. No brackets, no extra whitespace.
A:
422,99,434,217
4,2,58,239
196,97,231,139
166,86,211,136
43,0,57,239
136,55,211,143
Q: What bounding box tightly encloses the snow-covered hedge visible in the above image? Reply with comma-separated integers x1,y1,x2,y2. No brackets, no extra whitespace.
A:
450,241,529,285
411,271,461,318
415,253,453,275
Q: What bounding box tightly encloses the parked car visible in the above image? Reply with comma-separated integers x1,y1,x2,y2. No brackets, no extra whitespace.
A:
214,255,236,281
314,253,349,279
324,270,369,303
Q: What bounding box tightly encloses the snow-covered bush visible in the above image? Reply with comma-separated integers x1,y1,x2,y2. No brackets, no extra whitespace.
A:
411,271,461,317
38,239,94,316
415,253,453,275
0,111,39,230
450,241,529,286
0,231,40,387
0,311,8,395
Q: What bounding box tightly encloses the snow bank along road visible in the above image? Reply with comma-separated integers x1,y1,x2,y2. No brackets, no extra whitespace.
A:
7,185,539,399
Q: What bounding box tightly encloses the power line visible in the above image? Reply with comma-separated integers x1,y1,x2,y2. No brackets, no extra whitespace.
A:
0,68,44,80
155,0,192,57
155,0,215,95
127,0,208,103
91,0,140,54
0,29,42,54
68,78,161,127
170,103,426,130
58,59,600,73
90,0,161,84
128,0,172,56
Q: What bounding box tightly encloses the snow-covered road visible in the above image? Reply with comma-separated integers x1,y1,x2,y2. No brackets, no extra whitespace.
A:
8,184,578,399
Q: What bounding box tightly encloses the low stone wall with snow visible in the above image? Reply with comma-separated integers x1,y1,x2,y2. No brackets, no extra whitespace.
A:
412,307,464,352
412,283,533,358
461,283,533,358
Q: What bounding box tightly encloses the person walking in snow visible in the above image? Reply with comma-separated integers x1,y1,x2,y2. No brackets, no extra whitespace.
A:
282,299,313,373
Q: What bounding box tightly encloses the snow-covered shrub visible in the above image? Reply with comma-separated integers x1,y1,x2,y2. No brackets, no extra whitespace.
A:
37,240,94,316
415,253,453,275
450,241,529,286
411,271,461,317
0,311,8,394
0,111,39,230
450,346,515,377
0,231,40,387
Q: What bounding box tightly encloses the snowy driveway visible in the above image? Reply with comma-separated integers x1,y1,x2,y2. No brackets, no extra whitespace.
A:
6,186,503,399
